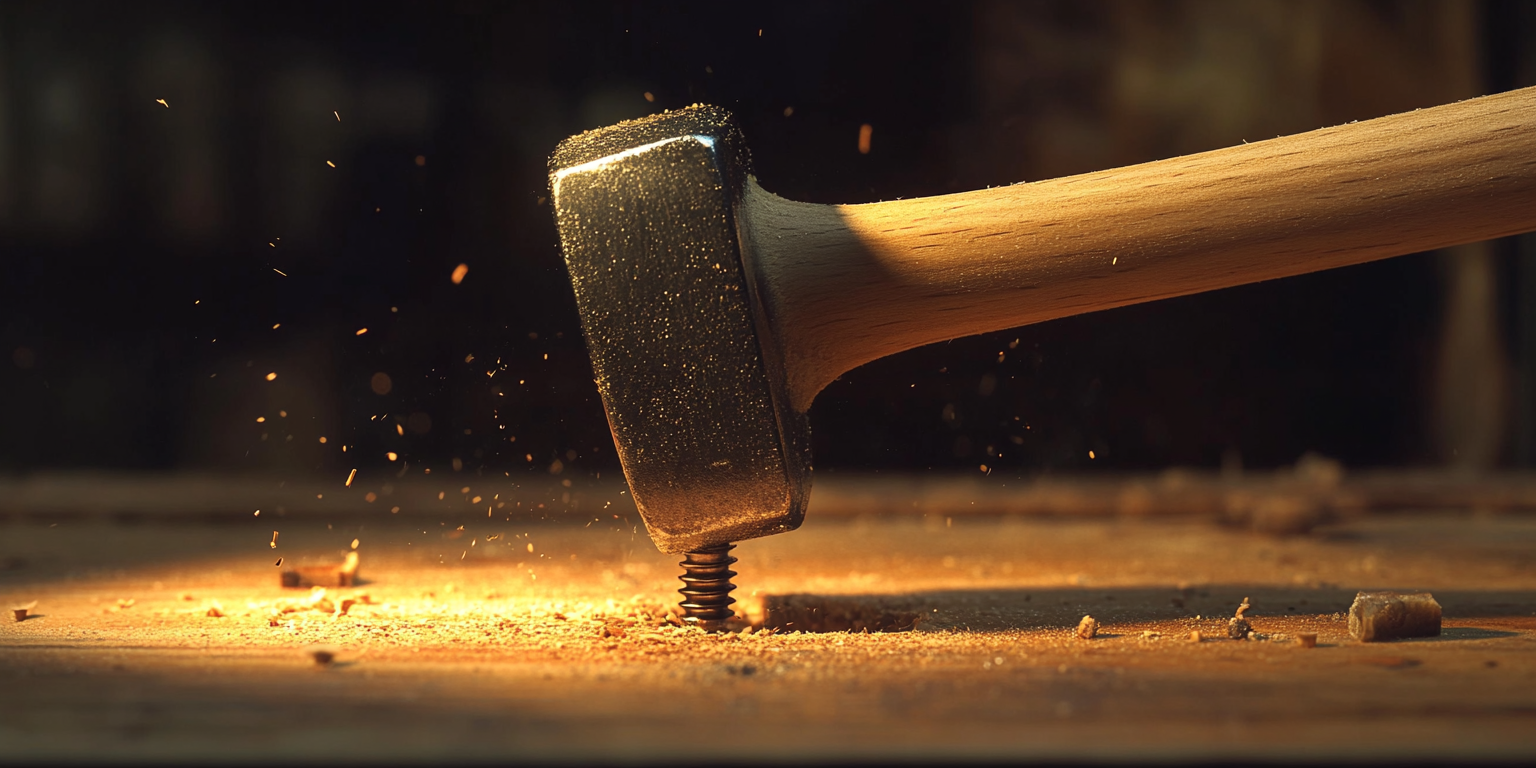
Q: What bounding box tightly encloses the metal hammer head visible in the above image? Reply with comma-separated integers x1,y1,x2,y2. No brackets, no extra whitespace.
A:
549,106,810,554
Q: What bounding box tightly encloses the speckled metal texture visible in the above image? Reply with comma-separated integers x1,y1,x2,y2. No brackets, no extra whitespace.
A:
549,106,810,554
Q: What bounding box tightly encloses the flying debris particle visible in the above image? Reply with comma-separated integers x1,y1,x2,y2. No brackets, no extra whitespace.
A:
270,531,279,548
273,269,287,276
275,557,283,566
254,509,261,517
451,263,469,284
356,328,368,336
345,469,357,487
265,372,277,381
155,98,169,108
334,110,340,121
858,123,873,154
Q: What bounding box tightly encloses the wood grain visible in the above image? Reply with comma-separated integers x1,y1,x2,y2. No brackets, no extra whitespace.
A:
3,501,1535,762
745,86,1536,411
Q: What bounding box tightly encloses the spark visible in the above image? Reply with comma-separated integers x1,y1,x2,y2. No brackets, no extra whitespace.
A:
326,160,336,168
273,268,287,276
345,468,357,487
451,263,469,284
270,531,279,548
387,452,398,461
858,124,873,154
355,328,368,336
334,110,340,121
265,372,277,381
155,98,169,108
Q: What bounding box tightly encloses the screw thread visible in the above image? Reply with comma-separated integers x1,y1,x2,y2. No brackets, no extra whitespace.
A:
678,543,737,630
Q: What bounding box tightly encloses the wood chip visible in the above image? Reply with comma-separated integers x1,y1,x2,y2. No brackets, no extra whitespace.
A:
1348,591,1441,642
1076,615,1099,640
280,551,360,588
1297,632,1318,648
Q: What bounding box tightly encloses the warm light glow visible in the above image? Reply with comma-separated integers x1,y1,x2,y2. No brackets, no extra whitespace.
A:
356,328,368,336
265,372,277,381
387,452,398,461
451,263,469,284
858,123,873,154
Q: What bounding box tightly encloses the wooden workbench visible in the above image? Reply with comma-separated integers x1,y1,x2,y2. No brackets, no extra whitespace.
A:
2,473,1534,763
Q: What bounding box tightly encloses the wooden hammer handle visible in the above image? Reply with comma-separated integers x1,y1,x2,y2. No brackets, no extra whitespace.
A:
747,85,1536,412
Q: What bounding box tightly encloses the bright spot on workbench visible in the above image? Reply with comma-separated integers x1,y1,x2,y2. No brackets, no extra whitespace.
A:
858,123,873,154
155,98,169,108
451,263,469,284
265,372,277,381
371,372,393,395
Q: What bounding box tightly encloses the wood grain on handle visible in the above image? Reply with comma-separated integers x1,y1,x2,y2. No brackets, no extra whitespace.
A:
744,85,1536,413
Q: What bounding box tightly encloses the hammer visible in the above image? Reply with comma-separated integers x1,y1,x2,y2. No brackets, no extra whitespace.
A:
550,87,1536,627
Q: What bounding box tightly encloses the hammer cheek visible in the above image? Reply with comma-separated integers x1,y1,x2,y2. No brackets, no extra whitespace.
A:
551,107,811,554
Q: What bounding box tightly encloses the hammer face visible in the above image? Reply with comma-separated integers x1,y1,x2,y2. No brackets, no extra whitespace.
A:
550,106,809,554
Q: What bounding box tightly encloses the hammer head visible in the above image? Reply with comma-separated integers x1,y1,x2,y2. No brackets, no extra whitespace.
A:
549,106,810,554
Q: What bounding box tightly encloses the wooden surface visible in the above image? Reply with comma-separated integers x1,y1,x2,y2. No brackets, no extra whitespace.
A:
3,486,1535,763
744,86,1536,410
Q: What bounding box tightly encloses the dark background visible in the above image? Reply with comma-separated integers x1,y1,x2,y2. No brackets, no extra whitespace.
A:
3,0,1535,485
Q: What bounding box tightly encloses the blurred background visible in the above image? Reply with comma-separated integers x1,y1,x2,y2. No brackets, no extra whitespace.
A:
3,0,1535,500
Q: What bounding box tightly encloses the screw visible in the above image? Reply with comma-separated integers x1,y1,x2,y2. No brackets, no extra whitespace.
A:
677,543,737,631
